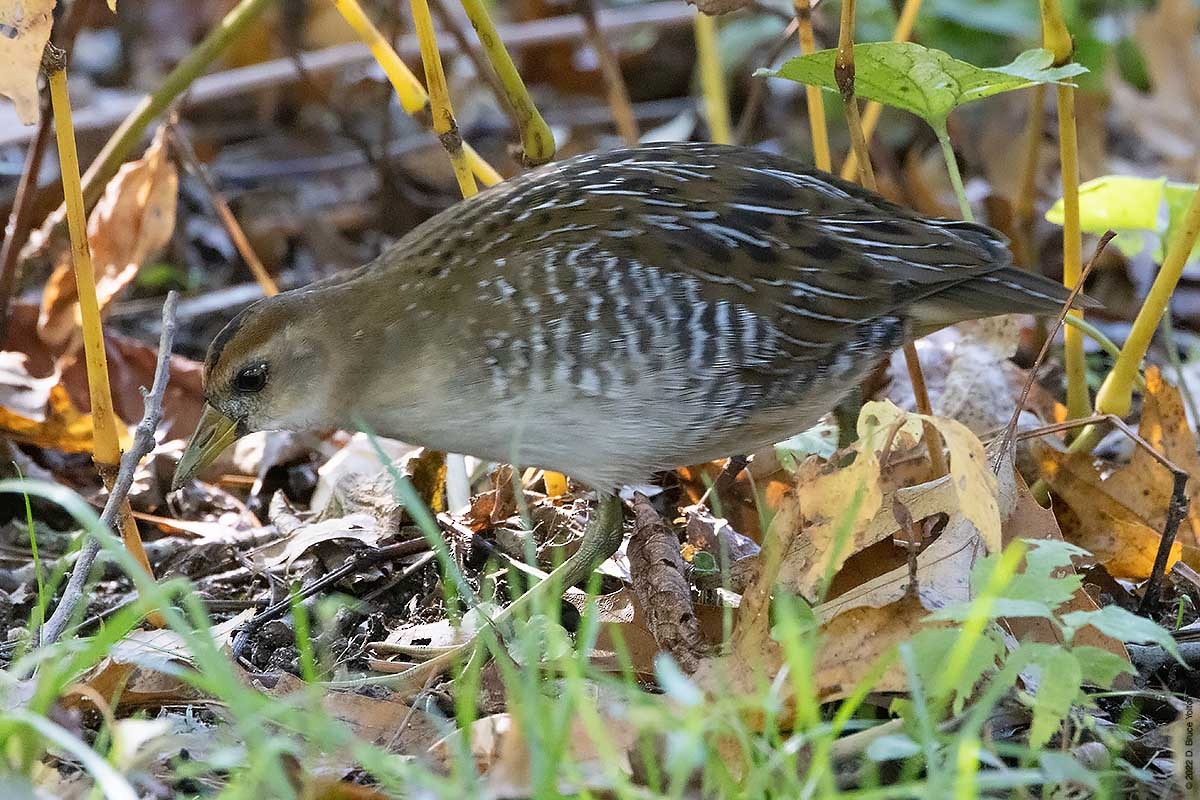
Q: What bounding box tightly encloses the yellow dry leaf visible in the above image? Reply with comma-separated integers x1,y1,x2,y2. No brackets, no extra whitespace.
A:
39,124,178,350
0,0,54,125
770,435,887,600
772,400,1000,601
1036,369,1200,578
0,383,108,453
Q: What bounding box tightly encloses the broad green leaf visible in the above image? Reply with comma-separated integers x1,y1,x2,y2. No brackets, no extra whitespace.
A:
910,628,1004,713
763,43,1087,133
1027,646,1082,749
928,597,1056,622
1071,646,1136,688
1047,175,1167,232
1061,606,1182,662
1045,175,1200,262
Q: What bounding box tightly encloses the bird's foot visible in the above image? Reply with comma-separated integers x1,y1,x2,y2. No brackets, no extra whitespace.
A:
332,493,625,694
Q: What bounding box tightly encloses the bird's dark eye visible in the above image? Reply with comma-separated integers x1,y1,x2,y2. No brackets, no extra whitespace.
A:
233,363,268,393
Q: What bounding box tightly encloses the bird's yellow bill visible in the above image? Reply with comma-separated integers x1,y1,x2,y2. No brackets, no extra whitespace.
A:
172,404,240,490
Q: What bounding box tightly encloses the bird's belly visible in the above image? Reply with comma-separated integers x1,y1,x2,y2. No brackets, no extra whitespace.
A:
366,362,844,490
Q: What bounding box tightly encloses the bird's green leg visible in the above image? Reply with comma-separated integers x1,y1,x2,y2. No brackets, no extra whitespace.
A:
834,386,864,448
332,493,624,693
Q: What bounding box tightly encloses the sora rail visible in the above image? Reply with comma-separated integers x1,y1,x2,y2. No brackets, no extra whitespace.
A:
175,142,1086,592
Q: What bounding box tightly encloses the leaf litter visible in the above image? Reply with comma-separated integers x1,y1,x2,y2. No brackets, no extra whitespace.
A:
3,2,1200,796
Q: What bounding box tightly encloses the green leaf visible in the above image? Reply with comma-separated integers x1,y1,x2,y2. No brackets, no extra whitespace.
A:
689,550,718,576
928,598,1056,622
1072,646,1136,688
763,43,1087,132
930,539,1085,622
910,627,1004,713
1061,606,1182,662
1046,174,1165,235
1027,646,1082,749
1046,175,1200,263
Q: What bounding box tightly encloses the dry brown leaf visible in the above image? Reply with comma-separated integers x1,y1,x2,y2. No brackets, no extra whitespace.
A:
0,351,57,419
1037,368,1200,578
1107,367,1200,548
69,611,252,710
775,401,999,602
1037,445,1182,579
695,402,1002,711
39,124,178,350
0,0,54,124
265,672,439,753
256,512,382,573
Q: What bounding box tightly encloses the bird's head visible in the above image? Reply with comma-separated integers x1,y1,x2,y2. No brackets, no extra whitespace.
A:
172,292,338,490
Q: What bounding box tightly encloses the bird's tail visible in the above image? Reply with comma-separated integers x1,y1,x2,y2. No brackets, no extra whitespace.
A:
899,219,1097,337
908,263,1099,338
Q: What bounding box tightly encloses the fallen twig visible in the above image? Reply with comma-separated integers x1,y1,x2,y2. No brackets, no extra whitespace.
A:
230,536,432,658
628,492,706,673
39,291,179,646
166,120,279,296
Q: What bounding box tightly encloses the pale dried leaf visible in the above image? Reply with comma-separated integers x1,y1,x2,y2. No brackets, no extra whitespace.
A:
266,672,439,753
39,125,178,350
256,512,381,572
0,0,53,125
0,351,57,420
71,611,253,709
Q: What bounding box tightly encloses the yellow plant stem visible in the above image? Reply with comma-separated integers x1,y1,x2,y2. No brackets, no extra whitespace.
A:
332,0,500,188
459,0,555,165
1057,85,1088,421
794,0,831,172
1039,0,1088,421
694,11,732,145
47,60,157,589
334,0,428,113
409,0,478,197
1095,171,1200,418
840,0,921,182
834,0,876,191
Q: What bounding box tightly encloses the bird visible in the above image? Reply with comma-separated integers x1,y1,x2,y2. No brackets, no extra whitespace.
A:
173,141,1087,606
